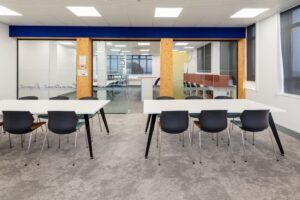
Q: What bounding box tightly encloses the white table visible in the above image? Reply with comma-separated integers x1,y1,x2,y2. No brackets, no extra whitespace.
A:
0,100,110,159
144,99,285,158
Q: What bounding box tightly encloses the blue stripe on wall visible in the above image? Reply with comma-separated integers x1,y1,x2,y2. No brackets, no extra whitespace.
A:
9,26,245,38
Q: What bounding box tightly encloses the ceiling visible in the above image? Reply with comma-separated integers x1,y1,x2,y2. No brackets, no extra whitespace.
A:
1,0,299,27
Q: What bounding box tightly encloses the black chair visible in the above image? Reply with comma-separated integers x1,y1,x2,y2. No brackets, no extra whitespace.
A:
79,96,103,133
145,96,174,134
195,110,234,163
2,111,46,165
38,111,82,166
231,110,278,162
158,111,194,165
19,96,39,100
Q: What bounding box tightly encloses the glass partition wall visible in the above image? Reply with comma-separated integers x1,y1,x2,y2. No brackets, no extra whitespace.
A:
18,40,76,99
93,41,160,113
178,41,238,99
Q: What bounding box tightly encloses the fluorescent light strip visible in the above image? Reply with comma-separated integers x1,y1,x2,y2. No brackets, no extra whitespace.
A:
175,42,188,46
140,49,150,52
138,42,150,46
173,49,179,52
110,49,121,52
0,5,22,16
115,44,126,48
106,42,113,46
184,46,194,49
67,6,101,17
122,50,131,53
155,7,183,18
230,8,269,18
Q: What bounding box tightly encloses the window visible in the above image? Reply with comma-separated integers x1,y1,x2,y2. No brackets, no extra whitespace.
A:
247,24,256,81
107,55,152,75
220,41,238,85
281,6,300,95
197,44,211,73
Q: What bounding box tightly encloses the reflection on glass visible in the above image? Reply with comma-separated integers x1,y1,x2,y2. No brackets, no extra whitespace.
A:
18,40,76,99
93,41,160,113
181,41,238,99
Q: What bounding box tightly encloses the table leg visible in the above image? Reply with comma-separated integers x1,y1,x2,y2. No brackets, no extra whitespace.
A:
84,114,93,159
145,114,157,159
145,114,152,134
100,108,109,134
269,113,284,155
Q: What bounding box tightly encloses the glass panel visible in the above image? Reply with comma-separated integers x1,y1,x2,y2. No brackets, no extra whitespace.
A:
18,40,76,99
93,41,160,113
292,8,300,24
292,27,300,77
180,41,238,99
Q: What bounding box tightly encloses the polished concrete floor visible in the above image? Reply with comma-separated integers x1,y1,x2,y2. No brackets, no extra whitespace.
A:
0,114,300,200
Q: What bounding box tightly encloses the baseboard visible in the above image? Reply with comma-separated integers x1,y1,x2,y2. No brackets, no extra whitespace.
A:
277,124,300,140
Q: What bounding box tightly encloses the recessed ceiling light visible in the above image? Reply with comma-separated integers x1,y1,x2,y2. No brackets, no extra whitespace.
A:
155,7,183,18
173,49,179,52
59,42,75,46
115,44,126,48
106,42,113,46
110,49,121,52
0,5,22,16
122,50,131,53
230,8,269,18
184,46,194,49
140,49,150,52
138,42,150,46
141,53,150,55
67,6,101,17
175,42,188,46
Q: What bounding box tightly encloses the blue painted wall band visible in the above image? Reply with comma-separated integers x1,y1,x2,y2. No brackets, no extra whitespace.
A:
9,26,245,38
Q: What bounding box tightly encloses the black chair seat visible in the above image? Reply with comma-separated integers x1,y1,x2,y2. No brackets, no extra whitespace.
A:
227,113,240,119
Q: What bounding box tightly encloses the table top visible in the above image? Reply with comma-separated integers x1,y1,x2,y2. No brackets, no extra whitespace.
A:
143,99,285,114
0,100,110,115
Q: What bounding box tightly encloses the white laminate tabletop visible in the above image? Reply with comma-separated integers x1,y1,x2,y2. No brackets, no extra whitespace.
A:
143,99,285,114
0,100,110,115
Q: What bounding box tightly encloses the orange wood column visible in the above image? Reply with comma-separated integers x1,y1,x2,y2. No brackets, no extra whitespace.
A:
160,38,173,97
238,39,246,99
76,38,92,99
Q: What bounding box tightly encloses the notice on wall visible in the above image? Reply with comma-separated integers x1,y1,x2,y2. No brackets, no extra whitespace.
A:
78,69,88,76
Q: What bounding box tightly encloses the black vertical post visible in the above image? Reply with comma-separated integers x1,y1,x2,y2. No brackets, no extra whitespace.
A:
145,114,157,158
84,114,93,159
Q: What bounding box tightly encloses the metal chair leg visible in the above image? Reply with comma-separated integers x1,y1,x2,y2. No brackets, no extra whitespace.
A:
268,129,279,161
97,112,103,132
38,118,44,132
9,133,12,148
158,127,162,166
227,129,235,163
58,135,61,149
182,132,185,147
34,130,37,143
216,133,219,146
37,131,48,165
46,134,50,148
199,130,202,164
156,123,159,148
20,135,24,148
252,132,255,145
25,132,33,166
72,131,78,166
191,121,195,145
241,131,247,162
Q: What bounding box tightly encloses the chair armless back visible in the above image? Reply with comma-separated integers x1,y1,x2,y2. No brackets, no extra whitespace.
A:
199,110,228,133
240,110,270,132
3,111,33,134
160,111,189,134
48,111,78,134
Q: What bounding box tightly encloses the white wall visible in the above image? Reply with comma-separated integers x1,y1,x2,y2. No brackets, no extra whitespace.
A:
0,23,17,99
246,14,300,133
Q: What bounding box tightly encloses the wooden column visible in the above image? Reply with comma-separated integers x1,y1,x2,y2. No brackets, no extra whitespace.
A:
160,38,173,97
76,38,92,99
238,39,246,99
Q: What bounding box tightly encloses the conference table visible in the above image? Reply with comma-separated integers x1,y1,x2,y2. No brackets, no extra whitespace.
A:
0,100,110,159
144,99,285,159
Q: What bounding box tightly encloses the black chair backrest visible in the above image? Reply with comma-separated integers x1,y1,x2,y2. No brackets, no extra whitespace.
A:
240,110,270,132
199,110,228,133
156,96,174,100
48,111,78,134
19,96,38,100
3,111,33,134
214,96,232,99
50,96,69,100
160,111,189,134
185,96,203,100
80,96,98,100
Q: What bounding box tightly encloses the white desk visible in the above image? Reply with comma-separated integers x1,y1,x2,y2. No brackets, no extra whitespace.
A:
0,100,110,159
144,99,285,158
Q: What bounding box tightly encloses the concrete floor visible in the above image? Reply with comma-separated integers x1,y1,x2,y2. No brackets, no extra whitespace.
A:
0,114,300,200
